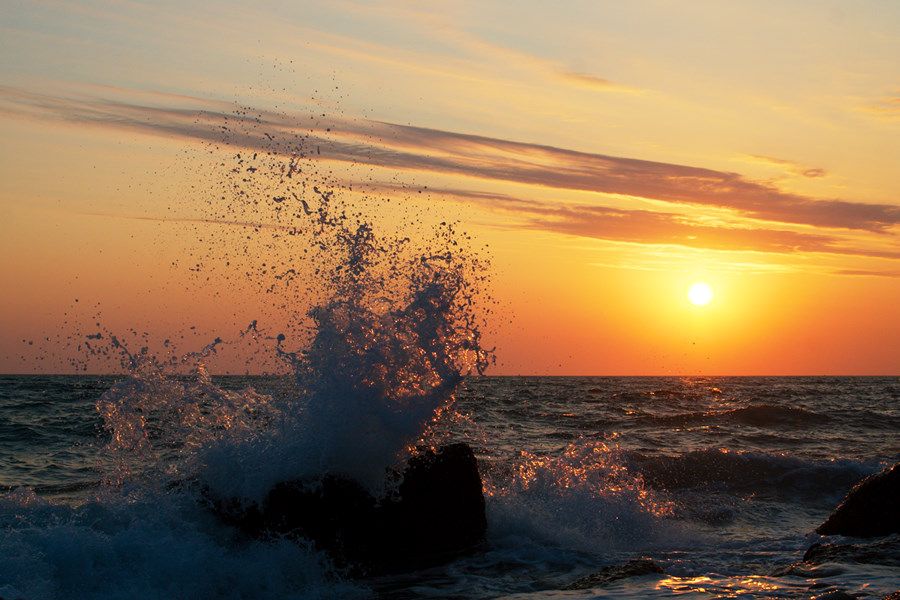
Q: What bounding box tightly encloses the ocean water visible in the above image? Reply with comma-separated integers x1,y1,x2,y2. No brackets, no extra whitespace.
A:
1,374,899,600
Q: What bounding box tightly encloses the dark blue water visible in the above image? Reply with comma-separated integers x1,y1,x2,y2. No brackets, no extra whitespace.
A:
2,374,898,599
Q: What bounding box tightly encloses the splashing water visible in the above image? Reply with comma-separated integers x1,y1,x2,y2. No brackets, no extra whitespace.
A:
483,439,687,555
91,107,493,503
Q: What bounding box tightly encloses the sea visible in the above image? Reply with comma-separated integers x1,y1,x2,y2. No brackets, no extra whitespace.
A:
1,374,899,600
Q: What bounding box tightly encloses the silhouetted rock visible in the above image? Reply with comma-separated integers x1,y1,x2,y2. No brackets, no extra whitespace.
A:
801,536,900,568
817,462,900,537
212,442,487,575
564,558,665,590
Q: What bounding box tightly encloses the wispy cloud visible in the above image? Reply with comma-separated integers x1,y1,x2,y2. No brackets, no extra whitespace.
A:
741,154,827,179
3,84,899,246
69,210,299,232
553,71,642,93
390,185,900,261
332,119,899,233
376,8,644,95
832,268,900,278
860,92,900,120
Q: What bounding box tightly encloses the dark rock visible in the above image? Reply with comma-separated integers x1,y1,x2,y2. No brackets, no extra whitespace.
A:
769,563,846,578
801,536,900,568
812,592,855,600
212,442,487,575
817,462,900,537
564,558,665,590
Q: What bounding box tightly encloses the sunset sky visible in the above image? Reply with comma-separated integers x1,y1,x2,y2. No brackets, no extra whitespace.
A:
2,1,899,375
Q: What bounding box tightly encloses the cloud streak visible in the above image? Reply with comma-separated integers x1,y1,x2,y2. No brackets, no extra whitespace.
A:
742,154,827,179
861,93,900,119
383,185,900,261
3,84,899,249
336,120,899,233
554,71,642,93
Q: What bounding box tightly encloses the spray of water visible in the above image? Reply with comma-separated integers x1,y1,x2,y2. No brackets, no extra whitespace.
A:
91,103,493,503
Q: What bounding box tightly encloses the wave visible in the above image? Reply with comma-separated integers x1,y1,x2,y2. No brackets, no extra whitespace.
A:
1,479,101,496
626,448,876,500
482,439,693,555
646,404,829,428
0,488,367,600
611,388,705,403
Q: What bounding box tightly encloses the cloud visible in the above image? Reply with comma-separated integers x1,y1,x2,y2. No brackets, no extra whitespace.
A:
742,154,827,179
391,185,900,261
860,93,900,120
339,120,898,232
832,268,900,278
3,84,899,241
554,71,642,93
383,10,644,95
69,210,300,232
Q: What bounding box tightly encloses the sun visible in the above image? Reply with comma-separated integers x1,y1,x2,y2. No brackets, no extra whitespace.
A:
685,280,715,308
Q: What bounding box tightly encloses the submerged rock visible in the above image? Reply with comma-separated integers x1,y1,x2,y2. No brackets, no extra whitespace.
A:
816,462,900,538
211,442,487,575
769,562,846,579
564,558,665,590
801,536,900,568
812,592,856,600
771,535,900,579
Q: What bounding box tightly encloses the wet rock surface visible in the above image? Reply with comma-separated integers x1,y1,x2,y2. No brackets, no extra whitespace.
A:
563,557,665,590
802,536,900,568
817,462,900,538
211,442,487,575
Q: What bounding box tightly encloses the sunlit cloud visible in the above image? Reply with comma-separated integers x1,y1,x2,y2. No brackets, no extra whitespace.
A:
832,268,900,278
362,123,899,232
860,92,900,119
68,210,299,232
377,7,644,95
553,71,642,93
741,154,827,179
3,84,899,245
402,185,900,261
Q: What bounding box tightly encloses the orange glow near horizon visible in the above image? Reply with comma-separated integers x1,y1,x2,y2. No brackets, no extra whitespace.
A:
1,3,899,375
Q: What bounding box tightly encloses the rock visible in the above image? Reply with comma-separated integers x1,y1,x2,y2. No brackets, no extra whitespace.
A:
212,442,487,575
817,462,900,537
802,536,900,568
769,563,846,578
564,558,665,590
812,592,855,600
880,592,900,600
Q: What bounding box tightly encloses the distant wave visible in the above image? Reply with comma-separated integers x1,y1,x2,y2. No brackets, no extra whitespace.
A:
0,423,45,443
610,389,705,402
627,448,875,500
647,404,829,428
1,479,100,495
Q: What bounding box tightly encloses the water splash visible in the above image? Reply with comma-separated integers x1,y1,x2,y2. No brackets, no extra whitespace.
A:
484,439,685,553
91,104,493,502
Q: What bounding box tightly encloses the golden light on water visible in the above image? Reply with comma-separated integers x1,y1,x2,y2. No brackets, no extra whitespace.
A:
685,281,715,308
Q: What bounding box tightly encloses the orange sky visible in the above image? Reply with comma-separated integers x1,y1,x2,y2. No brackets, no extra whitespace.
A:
1,1,899,375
